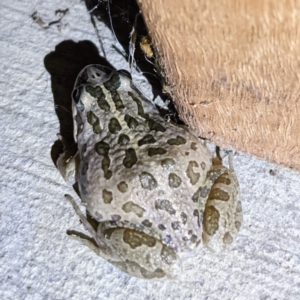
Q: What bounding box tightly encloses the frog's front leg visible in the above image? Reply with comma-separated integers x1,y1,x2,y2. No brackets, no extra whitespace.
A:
56,134,79,185
65,194,108,250
201,153,242,251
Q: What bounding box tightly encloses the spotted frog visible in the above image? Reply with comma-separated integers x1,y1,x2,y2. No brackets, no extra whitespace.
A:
57,65,242,279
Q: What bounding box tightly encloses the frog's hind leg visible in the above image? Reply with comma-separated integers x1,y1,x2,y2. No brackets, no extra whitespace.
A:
202,153,242,251
67,229,103,256
64,194,180,279
65,194,108,251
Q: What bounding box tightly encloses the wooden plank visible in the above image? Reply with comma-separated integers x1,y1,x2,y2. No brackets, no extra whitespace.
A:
137,0,300,171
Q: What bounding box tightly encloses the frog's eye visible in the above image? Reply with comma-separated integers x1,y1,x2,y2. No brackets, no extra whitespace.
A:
72,86,81,103
72,87,85,111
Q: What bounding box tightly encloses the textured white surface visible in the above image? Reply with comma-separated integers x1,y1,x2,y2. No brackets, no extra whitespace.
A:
1,0,300,299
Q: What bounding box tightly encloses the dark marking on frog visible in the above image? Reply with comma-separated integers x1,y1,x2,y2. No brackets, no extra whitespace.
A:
128,91,149,119
215,173,231,185
180,212,187,225
148,148,167,157
167,136,187,145
97,92,110,111
171,221,180,230
168,173,182,188
102,155,113,179
87,111,101,133
207,169,223,183
111,214,121,221
158,224,166,231
95,140,110,156
201,186,210,198
139,172,158,190
203,206,220,236
117,181,128,193
192,188,200,203
191,142,197,151
186,161,200,185
138,134,156,146
108,118,122,134
85,85,102,98
103,72,121,91
123,229,156,249
191,234,198,243
148,119,166,132
122,201,145,217
103,189,113,203
209,187,230,201
201,162,206,170
118,134,130,145
192,186,210,203
155,199,176,215
123,148,138,168
141,219,153,227
223,232,233,245
111,91,125,111
160,245,177,265
124,114,139,129
161,158,175,169
87,110,98,124
193,209,201,228
85,84,109,110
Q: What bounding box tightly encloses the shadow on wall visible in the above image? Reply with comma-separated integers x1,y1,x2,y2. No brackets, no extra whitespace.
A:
44,40,114,166
44,0,174,169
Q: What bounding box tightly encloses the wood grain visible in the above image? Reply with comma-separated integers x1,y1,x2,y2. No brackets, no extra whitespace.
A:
137,0,300,171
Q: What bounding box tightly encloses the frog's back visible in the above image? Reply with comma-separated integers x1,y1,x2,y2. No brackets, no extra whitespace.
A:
73,65,213,252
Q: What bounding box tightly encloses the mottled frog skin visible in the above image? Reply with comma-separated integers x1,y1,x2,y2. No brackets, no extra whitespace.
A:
57,65,242,279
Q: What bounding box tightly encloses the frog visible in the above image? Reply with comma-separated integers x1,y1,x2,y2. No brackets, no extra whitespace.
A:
56,64,242,280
